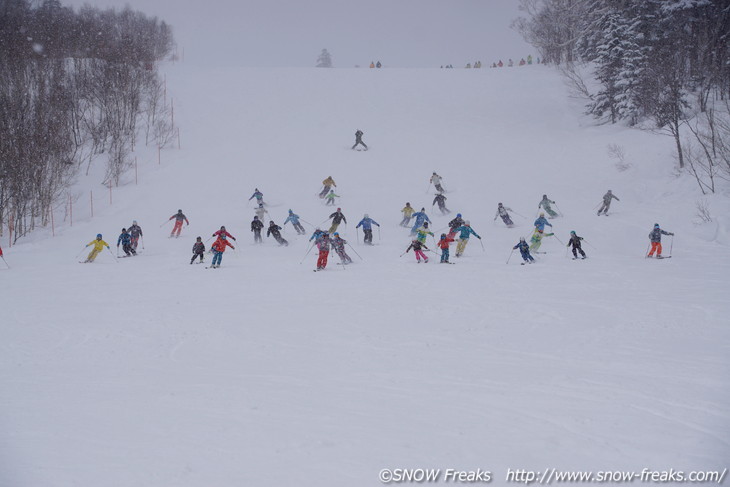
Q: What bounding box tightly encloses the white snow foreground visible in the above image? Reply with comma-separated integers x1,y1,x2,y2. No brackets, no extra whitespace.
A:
1,65,728,486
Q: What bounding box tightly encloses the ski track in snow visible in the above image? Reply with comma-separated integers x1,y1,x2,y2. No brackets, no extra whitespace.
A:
1,66,729,486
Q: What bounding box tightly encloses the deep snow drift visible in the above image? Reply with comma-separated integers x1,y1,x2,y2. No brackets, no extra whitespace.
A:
1,64,729,487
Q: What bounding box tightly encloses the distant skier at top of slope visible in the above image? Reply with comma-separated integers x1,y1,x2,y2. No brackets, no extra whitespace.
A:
647,223,674,259
597,190,620,216
352,130,368,151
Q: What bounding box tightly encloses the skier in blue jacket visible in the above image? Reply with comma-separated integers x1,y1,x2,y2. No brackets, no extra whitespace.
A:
116,228,137,257
284,209,306,235
356,214,380,245
513,237,535,264
534,213,552,232
309,227,325,242
410,208,431,235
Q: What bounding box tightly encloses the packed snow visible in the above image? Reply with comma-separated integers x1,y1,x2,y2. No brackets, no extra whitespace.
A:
1,64,728,486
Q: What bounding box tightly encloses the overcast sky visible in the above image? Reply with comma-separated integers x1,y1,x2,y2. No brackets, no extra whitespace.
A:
64,0,533,68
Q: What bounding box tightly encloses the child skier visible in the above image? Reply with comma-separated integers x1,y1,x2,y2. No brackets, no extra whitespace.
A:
538,195,558,217
430,172,445,192
597,190,620,216
513,237,535,264
327,208,347,233
405,239,429,263
315,232,331,270
284,210,306,235
325,189,339,206
647,223,674,258
213,225,236,241
117,228,137,257
454,221,481,257
494,203,514,227
210,235,234,268
400,202,415,227
331,232,353,264
251,216,264,243
267,221,289,246
534,213,553,232
447,213,464,239
356,214,380,245
437,233,455,263
410,207,431,235
248,188,265,206
566,231,586,259
168,209,189,238
529,229,554,252
128,220,143,250
352,130,368,150
191,237,205,264
320,176,336,199
415,221,434,244
83,234,110,263
433,193,450,215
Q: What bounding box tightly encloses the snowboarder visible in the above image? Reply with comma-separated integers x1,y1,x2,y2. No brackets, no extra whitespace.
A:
566,231,586,259
83,234,110,263
454,221,481,257
410,207,431,235
529,229,554,252
433,193,450,215
331,232,353,264
400,202,415,227
315,231,331,270
168,209,189,238
325,189,339,206
405,239,429,263
437,233,455,263
210,234,234,268
534,213,553,232
647,223,674,258
117,228,137,257
327,208,347,233
320,176,336,199
494,203,514,227
248,188,265,206
356,214,380,245
514,237,535,264
538,195,558,217
447,213,464,239
267,221,289,246
597,190,620,216
128,220,143,250
213,225,236,241
352,130,368,150
284,209,306,234
255,202,270,223
415,221,434,244
430,172,445,192
191,237,206,264
251,216,264,244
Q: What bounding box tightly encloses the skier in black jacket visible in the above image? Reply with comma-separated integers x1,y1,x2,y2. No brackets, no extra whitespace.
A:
351,130,368,150
566,231,586,259
251,216,264,244
328,208,347,233
267,221,289,246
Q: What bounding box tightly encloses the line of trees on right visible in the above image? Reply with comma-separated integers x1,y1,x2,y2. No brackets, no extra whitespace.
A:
513,0,730,193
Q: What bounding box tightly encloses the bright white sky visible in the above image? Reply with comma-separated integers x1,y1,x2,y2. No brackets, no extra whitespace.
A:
64,0,533,67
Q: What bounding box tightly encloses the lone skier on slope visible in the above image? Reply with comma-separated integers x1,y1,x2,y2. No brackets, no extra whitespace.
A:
597,190,620,216
352,130,368,150
647,223,674,258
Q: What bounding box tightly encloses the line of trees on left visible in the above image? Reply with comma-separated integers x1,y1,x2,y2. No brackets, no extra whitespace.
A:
0,0,175,242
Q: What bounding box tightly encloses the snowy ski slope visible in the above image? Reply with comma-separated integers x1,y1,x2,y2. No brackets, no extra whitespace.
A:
1,64,729,486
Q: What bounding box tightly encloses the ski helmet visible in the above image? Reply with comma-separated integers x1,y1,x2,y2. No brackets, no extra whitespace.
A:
465,220,470,225
654,223,660,228
333,232,339,236
288,209,293,213
542,195,547,199
520,237,526,242
406,202,411,206
498,203,503,206
221,226,226,230
258,203,263,208
121,228,126,232
456,213,462,218
440,234,446,239
133,220,138,225
178,209,182,213
196,236,202,241
421,207,425,211
337,208,341,211
423,222,429,228
570,231,576,235
253,216,259,220
608,190,612,193
269,221,275,225
96,234,102,239
540,212,545,217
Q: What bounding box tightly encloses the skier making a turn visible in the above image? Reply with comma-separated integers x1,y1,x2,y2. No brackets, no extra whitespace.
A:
538,195,558,217
430,172,445,192
454,221,481,257
251,216,264,243
597,190,620,216
647,223,674,258
320,176,336,199
356,214,380,245
405,239,429,263
494,203,514,227
284,210,306,235
117,229,137,257
352,130,368,150
191,237,205,264
400,203,415,227
567,231,586,259
210,234,234,268
514,237,535,264
83,234,110,263
168,209,189,238
267,221,289,246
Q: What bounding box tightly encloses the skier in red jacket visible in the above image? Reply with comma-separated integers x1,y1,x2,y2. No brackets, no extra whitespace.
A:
210,235,234,268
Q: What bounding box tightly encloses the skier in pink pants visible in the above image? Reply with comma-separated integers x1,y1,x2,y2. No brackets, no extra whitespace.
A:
405,239,429,263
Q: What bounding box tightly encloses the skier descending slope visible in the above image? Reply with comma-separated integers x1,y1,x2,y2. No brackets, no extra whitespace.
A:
538,194,558,217
351,130,368,150
405,239,429,263
566,231,587,259
327,208,347,234
514,237,535,264
117,229,137,257
430,172,446,192
415,222,434,244
494,203,514,227
320,176,336,199
647,223,674,259
309,227,325,242
331,233,352,264
168,209,189,238
454,221,481,257
251,216,264,244
325,190,340,206
400,203,415,227
249,188,265,206
534,213,552,233
267,221,289,246
128,221,143,250
210,234,234,268
284,210,306,235
447,213,464,239
356,214,380,245
255,203,270,223
410,207,431,235
529,229,554,253
437,233,455,263
191,237,205,264
597,190,620,216
433,193,450,215
314,232,331,271
213,226,236,241
83,234,110,263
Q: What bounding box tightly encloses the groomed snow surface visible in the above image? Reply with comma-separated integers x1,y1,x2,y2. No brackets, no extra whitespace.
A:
2,65,729,486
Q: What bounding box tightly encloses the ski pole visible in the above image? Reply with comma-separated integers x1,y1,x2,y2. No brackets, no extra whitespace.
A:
506,249,514,264
583,239,597,250
644,242,650,257
116,246,120,257
400,250,408,257
593,202,602,210
554,204,564,217
141,236,145,249
159,219,170,228
299,242,315,264
356,227,359,244
552,234,565,245
479,239,485,252
1,255,9,269
512,210,526,218
76,247,87,259
107,247,119,263
346,242,364,261
670,235,674,257
425,181,432,194
378,226,381,240
300,218,315,228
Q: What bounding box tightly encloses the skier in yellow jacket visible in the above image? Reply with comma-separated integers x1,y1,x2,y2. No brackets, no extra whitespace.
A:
84,234,110,263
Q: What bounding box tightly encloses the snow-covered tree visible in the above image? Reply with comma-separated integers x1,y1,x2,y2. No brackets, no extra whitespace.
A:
316,49,333,68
